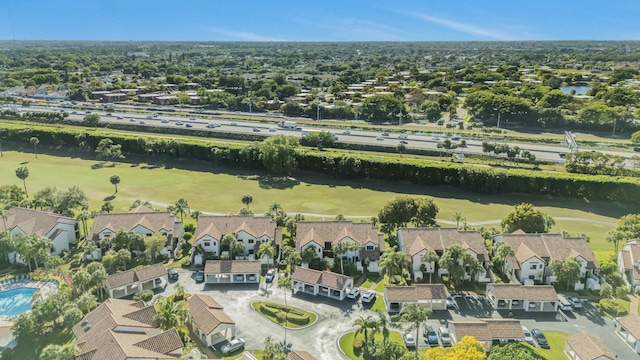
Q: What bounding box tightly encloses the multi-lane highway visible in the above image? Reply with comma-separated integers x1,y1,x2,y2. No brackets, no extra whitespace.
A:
6,103,636,164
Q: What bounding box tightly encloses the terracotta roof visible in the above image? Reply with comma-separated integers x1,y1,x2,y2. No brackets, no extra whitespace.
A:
89,209,180,241
193,215,280,244
289,350,318,360
627,240,640,264
73,299,158,340
0,206,75,237
450,319,523,342
296,221,384,253
204,260,261,274
105,263,167,290
133,328,183,355
291,267,352,290
566,332,615,360
187,294,235,335
384,284,448,302
487,283,558,301
399,228,488,261
618,314,640,339
500,233,599,270
514,243,542,264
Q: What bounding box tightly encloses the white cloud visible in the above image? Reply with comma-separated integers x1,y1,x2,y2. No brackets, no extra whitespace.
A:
207,27,284,41
402,11,512,40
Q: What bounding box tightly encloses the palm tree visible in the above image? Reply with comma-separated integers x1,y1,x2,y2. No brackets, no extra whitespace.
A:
172,198,190,221
154,296,189,330
452,212,466,229
30,137,39,158
266,201,283,220
0,207,10,232
606,230,627,254
109,174,120,193
281,245,301,274
101,201,114,214
277,276,292,345
301,246,317,266
86,262,108,299
72,270,92,296
353,315,378,353
492,242,515,274
0,231,13,264
190,210,202,221
223,233,243,260
76,211,91,240
332,240,360,275
15,166,29,197
373,309,390,346
241,194,253,209
380,246,408,284
174,282,186,300
258,241,276,266
421,250,439,283
394,303,432,355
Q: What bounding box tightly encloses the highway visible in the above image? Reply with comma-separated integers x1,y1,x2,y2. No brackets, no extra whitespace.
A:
6,103,636,164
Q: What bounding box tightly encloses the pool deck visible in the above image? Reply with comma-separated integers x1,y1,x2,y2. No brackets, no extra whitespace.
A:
0,279,58,294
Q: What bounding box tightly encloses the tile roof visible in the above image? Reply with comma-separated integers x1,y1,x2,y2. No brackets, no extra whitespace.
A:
193,215,280,244
450,319,523,342
449,321,493,341
105,263,167,290
0,206,75,237
89,208,180,241
296,221,384,253
487,283,558,301
399,228,488,261
627,240,640,264
291,267,352,290
186,294,235,336
204,260,261,274
73,299,158,340
566,332,615,360
384,284,448,302
618,313,640,339
482,319,524,339
289,350,318,360
500,233,599,269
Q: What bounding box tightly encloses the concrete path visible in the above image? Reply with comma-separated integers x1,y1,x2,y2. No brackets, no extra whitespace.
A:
630,294,639,315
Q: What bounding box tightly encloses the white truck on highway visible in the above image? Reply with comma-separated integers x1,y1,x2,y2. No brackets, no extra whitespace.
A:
278,120,297,129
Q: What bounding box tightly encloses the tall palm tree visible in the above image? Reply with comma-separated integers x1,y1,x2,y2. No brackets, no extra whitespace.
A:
353,315,378,353
223,233,243,260
258,241,276,266
30,137,39,158
451,212,466,229
282,246,301,274
109,174,120,193
76,211,91,240
277,276,292,345
301,246,317,266
421,250,439,283
172,198,190,221
373,310,390,346
0,207,11,232
154,296,189,330
394,303,432,355
266,201,283,220
15,166,29,197
492,242,515,274
190,210,202,221
380,246,408,285
241,194,253,209
332,240,360,275
0,231,13,264
86,262,108,299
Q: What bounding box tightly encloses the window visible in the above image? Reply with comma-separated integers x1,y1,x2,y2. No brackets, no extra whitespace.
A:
248,239,254,244
146,233,152,237
530,264,537,270
366,245,374,250
248,249,254,255
204,242,210,247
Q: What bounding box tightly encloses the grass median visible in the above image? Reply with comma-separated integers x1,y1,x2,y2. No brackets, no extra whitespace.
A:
251,301,317,328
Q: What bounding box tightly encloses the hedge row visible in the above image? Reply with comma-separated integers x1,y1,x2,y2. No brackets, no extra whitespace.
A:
2,121,640,203
259,302,310,325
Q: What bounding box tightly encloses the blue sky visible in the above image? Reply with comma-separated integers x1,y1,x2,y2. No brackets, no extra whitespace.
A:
1,0,639,41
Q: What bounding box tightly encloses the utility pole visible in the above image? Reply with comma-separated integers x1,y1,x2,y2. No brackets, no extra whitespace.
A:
249,98,252,120
398,113,403,126
316,103,320,121
497,111,501,129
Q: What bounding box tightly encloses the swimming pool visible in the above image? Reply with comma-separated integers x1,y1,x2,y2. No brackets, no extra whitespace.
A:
0,287,38,317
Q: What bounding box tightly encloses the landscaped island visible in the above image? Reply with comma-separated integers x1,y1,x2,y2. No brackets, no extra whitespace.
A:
251,301,317,328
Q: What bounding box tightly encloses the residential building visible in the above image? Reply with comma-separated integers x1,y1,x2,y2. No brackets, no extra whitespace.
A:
1,207,78,264
203,260,261,284
448,318,524,351
614,313,640,354
104,263,168,298
296,221,384,272
89,205,183,260
618,240,640,291
186,294,235,347
494,232,600,291
291,267,354,301
485,283,559,312
397,228,491,282
192,215,281,266
383,284,448,312
564,332,615,360
73,298,183,359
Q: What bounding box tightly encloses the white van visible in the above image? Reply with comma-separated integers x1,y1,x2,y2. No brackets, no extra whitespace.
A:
558,296,572,311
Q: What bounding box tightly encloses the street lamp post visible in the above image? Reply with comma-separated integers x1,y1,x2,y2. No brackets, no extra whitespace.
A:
496,111,501,129
398,113,403,126
249,98,252,120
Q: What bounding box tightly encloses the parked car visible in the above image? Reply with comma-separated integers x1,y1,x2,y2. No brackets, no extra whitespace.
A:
403,333,416,348
221,338,245,355
439,327,452,347
423,325,439,346
248,274,257,282
531,328,549,348
522,326,534,345
168,268,179,280
265,269,276,284
346,287,360,299
361,290,376,303
569,297,582,309
194,270,204,283
235,274,244,281
446,296,456,310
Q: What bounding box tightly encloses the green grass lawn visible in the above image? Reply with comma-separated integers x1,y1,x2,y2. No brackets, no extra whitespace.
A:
251,301,317,328
360,273,380,289
370,296,387,312
339,330,404,359
600,298,630,319
531,331,572,360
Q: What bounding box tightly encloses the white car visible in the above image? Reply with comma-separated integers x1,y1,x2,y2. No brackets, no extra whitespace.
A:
375,136,384,141
343,130,351,135
161,119,169,123
361,290,376,303
569,297,582,309
346,288,360,299
269,127,277,132
175,121,183,125
522,326,534,345
403,333,416,348
221,338,244,355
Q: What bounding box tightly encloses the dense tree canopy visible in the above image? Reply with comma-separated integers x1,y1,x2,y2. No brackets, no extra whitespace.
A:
501,203,554,233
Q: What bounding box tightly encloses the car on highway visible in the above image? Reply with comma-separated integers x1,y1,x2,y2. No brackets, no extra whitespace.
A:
531,328,549,348
161,119,169,123
265,269,276,284
194,270,204,283
343,130,351,135
175,121,183,125
253,127,261,132
168,268,179,281
130,118,136,122
346,288,360,299
569,297,582,309
376,136,384,141
403,333,416,348
221,338,245,355
71,111,77,114
139,120,146,124
400,140,408,144
381,132,390,136
116,116,123,120
189,116,197,120
522,326,534,345
269,127,277,132
439,327,452,347
105,113,112,116
85,111,92,114
361,290,376,303
423,325,439,346
559,153,566,158
185,123,193,128
451,134,461,140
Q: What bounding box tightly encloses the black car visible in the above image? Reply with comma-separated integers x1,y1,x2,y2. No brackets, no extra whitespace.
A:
531,328,549,349
168,268,179,280
194,270,205,283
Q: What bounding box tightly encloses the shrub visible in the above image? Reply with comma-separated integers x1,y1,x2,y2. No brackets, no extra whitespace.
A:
353,333,364,355
133,290,154,302
181,260,191,268
599,298,628,316
276,311,286,324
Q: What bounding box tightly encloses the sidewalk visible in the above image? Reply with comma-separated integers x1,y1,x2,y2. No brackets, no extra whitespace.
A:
630,293,639,315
